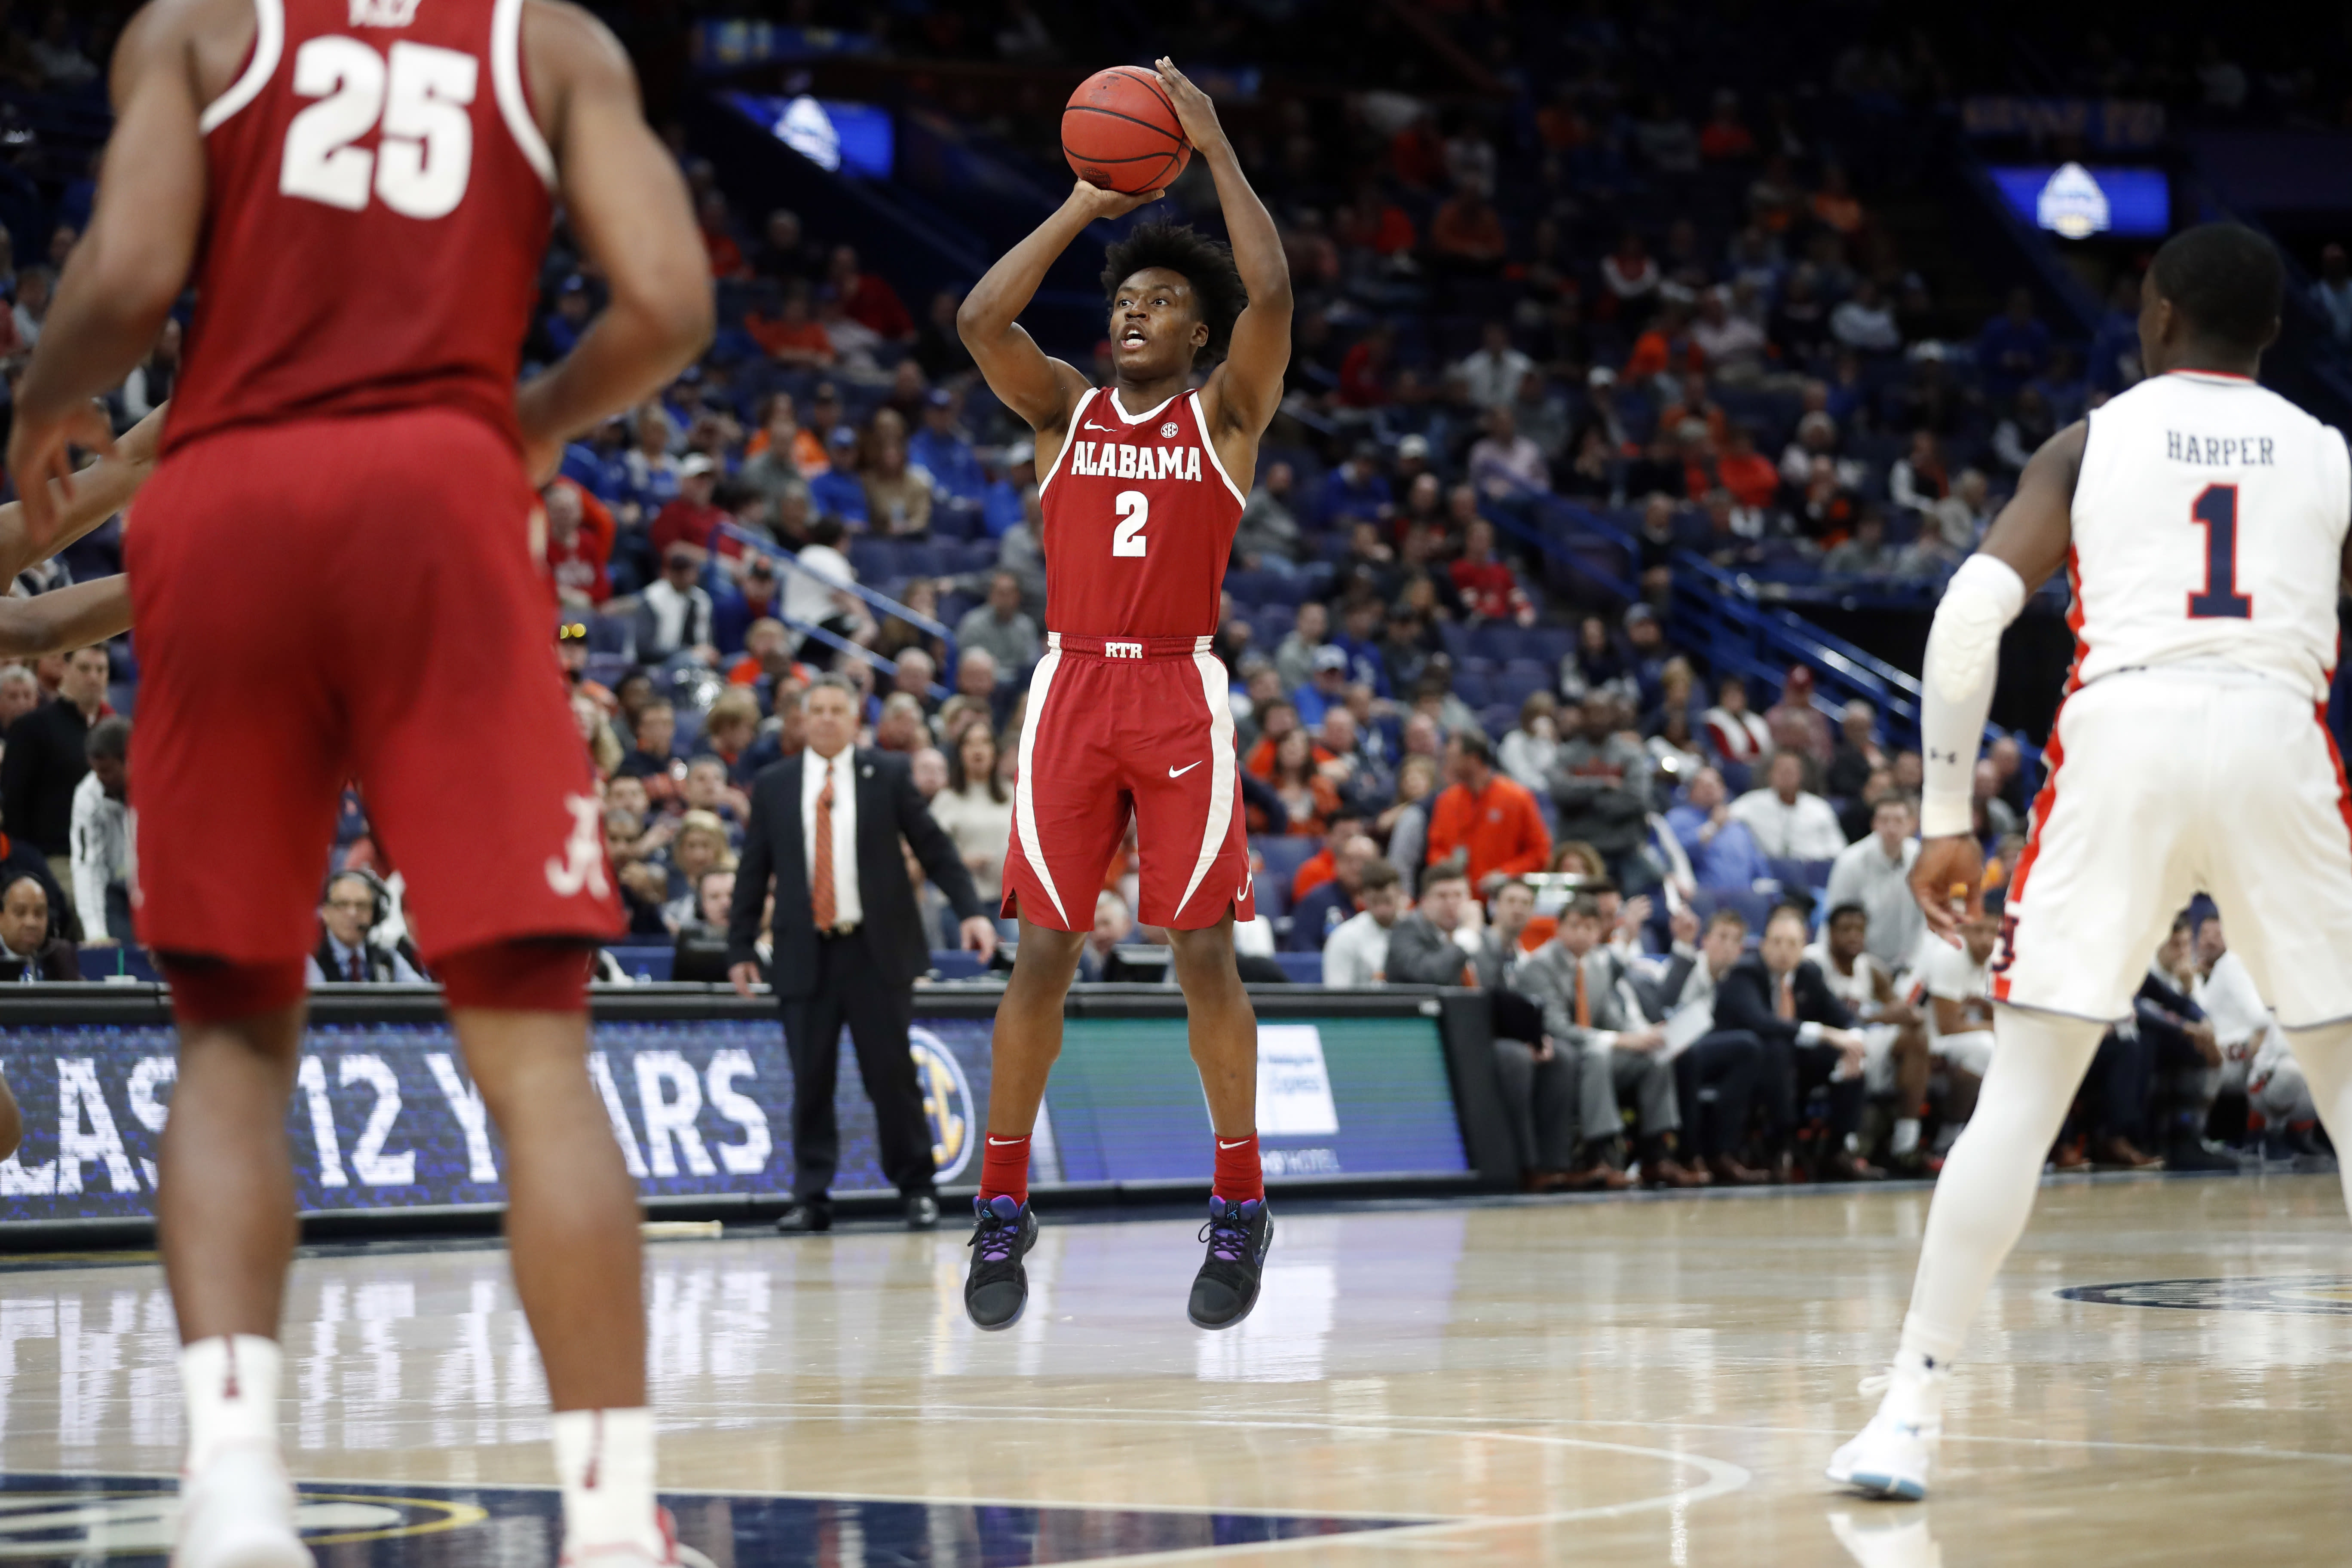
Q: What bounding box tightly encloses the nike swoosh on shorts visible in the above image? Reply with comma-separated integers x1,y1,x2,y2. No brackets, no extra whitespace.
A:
1170,762,1202,778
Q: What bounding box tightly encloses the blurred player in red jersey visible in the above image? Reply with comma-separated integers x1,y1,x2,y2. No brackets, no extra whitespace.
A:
8,0,710,1562
952,59,1292,1334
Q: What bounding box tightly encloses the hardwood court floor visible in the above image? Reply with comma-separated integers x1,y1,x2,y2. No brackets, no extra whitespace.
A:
2,1175,2349,1565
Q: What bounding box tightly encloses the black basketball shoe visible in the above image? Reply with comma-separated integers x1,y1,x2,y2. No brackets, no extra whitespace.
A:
1186,1195,1273,1330
963,1195,1039,1331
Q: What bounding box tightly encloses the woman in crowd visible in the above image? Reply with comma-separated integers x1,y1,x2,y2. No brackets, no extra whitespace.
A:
1269,727,1339,838
1379,753,1442,888
1499,691,1560,792
661,811,737,934
929,723,1016,907
573,692,623,780
861,408,933,537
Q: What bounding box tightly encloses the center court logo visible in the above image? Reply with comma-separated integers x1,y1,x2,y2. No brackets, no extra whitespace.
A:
911,1027,975,1180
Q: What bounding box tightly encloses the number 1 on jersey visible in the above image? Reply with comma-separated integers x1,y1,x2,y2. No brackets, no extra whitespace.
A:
2187,483,2252,620
1112,490,1148,557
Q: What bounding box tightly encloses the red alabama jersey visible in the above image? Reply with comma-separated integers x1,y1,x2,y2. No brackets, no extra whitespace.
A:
1035,386,1245,638
165,0,555,456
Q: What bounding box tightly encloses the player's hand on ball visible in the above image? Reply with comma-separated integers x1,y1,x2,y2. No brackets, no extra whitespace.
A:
1068,180,1167,221
1153,58,1225,152
960,916,1000,963
727,961,763,998
1909,835,1985,946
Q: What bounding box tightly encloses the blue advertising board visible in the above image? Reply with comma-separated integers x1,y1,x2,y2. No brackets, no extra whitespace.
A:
0,995,1470,1227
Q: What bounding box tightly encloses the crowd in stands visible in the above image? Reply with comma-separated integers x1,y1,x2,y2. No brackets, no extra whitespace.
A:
0,6,2336,1184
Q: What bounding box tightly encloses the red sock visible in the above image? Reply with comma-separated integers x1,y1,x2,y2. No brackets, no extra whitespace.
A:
979,1132,1031,1205
1212,1133,1263,1204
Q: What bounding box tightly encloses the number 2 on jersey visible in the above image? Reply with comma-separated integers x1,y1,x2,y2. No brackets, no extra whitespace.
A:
281,37,476,219
1112,490,1148,557
2187,482,2252,620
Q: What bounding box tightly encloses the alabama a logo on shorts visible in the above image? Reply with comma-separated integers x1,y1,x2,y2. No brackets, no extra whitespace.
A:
545,795,610,899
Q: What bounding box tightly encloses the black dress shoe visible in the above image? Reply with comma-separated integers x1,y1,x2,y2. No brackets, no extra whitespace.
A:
906,1194,940,1231
774,1201,832,1233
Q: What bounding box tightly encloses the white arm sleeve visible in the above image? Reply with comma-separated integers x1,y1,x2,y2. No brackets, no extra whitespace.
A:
69,776,107,942
1919,553,2028,838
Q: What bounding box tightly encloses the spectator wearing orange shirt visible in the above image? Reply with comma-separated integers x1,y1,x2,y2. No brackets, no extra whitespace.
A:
1658,371,1729,450
698,191,750,281
543,478,614,607
1426,731,1553,898
1624,304,1704,383
825,244,914,342
1432,183,1509,274
745,280,835,369
1810,166,1865,236
1338,183,1417,256
1289,813,1371,902
1697,90,1755,160
744,392,831,481
1715,426,1780,511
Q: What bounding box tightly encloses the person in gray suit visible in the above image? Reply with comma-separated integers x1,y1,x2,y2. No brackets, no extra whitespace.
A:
1516,894,1706,1189
1473,877,1584,1191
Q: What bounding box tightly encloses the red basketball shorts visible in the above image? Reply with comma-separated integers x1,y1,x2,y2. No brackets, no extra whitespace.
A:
1002,633,1256,933
126,408,622,965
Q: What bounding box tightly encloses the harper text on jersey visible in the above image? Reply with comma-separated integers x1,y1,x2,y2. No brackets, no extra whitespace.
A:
2166,431,2275,467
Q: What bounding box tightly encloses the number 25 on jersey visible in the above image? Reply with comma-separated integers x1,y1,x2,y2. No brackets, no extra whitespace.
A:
281,37,475,219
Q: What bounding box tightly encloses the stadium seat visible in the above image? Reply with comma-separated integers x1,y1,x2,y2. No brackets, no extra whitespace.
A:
1450,668,1493,709
1472,624,1525,662
1270,952,1324,984
1766,857,1836,892
1496,662,1552,710
1479,703,1516,738
1251,835,1317,891
1436,621,1475,661
1251,604,1295,644
1253,869,1292,922
1692,887,1775,934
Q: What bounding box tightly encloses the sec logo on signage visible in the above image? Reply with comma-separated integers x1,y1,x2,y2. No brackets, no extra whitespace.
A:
910,1027,975,1181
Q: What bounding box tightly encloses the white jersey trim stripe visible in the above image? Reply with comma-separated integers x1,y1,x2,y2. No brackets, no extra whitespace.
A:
199,0,285,135
1035,386,1094,507
1013,648,1071,925
1104,386,1183,424
1174,649,1239,919
1189,392,1246,507
491,0,558,188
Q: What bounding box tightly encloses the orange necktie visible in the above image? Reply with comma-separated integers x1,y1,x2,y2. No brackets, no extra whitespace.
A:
812,766,837,929
1776,971,1796,1021
1573,962,1590,1028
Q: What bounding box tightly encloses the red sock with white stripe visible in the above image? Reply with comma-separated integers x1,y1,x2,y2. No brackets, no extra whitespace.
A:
979,1132,1031,1206
1213,1133,1263,1204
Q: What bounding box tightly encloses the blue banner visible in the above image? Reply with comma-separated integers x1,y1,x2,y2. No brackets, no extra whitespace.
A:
0,1017,995,1224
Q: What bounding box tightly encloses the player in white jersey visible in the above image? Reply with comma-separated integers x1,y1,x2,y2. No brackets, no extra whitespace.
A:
1830,224,2352,1500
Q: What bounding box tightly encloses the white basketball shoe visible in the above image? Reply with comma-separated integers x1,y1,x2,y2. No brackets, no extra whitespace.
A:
559,1507,684,1567
1826,1359,1948,1501
172,1441,314,1568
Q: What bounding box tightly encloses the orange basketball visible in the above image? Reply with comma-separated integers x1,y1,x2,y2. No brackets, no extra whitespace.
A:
1062,66,1191,196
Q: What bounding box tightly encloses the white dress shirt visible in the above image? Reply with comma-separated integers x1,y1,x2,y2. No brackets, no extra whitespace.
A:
1322,911,1395,988
800,745,863,928
1728,786,1849,860
1824,833,1924,972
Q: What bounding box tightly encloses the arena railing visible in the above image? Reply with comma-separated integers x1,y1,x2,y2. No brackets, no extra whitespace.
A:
718,521,956,701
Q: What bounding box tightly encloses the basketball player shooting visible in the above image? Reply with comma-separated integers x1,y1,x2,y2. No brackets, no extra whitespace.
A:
8,3,712,1565
1830,224,2352,1501
953,58,1292,1333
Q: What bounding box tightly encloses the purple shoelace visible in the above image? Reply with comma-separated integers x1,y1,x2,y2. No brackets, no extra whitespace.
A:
971,1195,1023,1262
1199,1198,1259,1262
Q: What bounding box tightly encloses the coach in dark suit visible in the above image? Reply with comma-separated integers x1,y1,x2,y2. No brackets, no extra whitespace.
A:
728,674,998,1234
1712,904,1880,1182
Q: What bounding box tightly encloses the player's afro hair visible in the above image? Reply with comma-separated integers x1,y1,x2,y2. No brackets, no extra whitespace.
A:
2149,223,2282,356
1101,222,1248,368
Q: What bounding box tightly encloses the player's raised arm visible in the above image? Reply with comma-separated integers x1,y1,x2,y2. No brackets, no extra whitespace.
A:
513,0,714,478
7,9,204,544
1909,420,2086,940
959,184,1161,433
1158,59,1292,439
0,577,132,659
